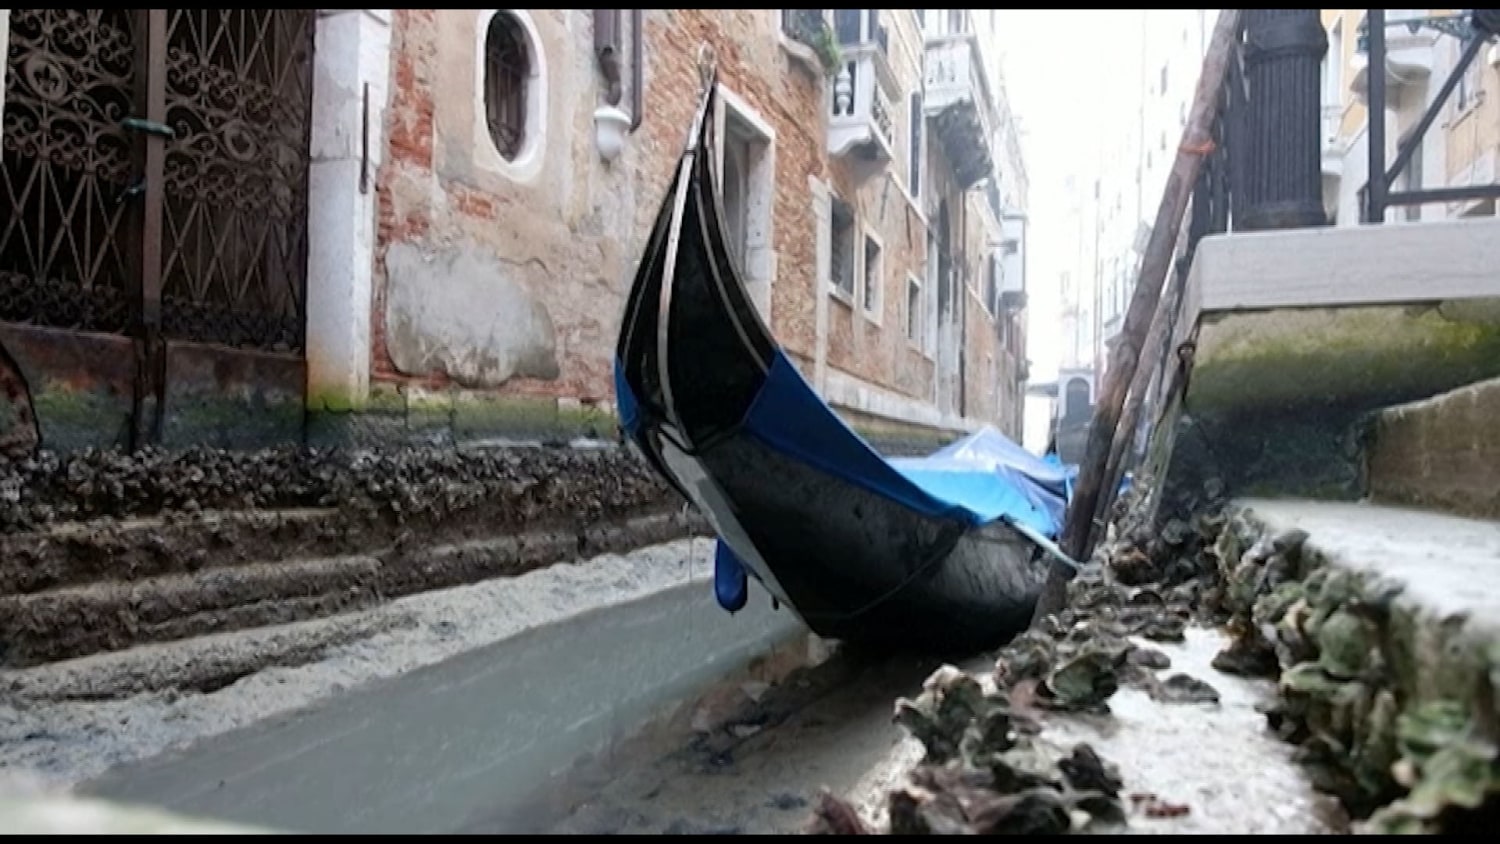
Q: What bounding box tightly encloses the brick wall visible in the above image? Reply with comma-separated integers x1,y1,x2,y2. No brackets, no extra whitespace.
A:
370,9,1022,438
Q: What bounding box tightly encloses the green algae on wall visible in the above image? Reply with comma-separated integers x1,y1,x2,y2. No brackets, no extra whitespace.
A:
31,386,133,453
1187,300,1500,416
308,383,623,449
1149,300,1500,516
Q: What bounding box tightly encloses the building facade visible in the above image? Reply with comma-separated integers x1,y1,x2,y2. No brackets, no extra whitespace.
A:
1320,9,1500,225
0,9,1030,455
1051,9,1209,389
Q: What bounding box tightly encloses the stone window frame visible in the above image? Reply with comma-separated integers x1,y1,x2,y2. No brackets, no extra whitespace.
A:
711,83,778,322
472,10,547,184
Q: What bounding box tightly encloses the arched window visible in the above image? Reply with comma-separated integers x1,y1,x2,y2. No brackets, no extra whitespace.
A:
483,13,530,161
1065,378,1091,421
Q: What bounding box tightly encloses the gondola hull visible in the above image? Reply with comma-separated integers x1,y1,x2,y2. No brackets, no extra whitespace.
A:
613,72,1064,652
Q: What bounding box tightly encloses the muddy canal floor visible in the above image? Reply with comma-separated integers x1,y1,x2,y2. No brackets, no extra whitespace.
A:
473,624,1346,835
468,646,955,835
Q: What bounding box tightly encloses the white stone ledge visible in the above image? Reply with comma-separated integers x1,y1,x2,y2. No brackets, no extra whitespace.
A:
1185,216,1500,324
823,367,986,436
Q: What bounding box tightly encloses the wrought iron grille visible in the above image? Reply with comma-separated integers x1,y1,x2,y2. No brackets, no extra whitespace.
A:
157,9,315,352
1,8,315,353
0,9,141,335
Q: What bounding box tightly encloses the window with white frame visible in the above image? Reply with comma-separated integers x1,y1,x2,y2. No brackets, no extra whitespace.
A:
713,86,777,318
862,231,883,316
829,196,856,299
906,274,923,343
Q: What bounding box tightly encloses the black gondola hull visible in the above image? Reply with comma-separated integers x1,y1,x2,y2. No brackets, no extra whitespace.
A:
613,74,1054,652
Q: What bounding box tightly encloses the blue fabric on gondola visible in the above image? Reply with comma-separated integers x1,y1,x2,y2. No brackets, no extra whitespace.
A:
614,362,640,434
739,352,1071,539
714,540,750,612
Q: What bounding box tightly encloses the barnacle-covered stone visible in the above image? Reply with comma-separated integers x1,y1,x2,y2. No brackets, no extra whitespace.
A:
894,666,996,764
1316,608,1377,680
1148,673,1221,705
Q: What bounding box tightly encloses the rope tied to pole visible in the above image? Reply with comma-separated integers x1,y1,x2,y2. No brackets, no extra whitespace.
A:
697,44,718,95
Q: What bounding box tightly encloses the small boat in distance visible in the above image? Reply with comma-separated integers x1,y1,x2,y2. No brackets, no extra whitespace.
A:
613,64,1075,652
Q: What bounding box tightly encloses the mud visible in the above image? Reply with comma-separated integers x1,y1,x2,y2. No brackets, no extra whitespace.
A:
0,509,700,668
0,442,677,578
483,646,960,835
0,538,718,789
0,442,704,668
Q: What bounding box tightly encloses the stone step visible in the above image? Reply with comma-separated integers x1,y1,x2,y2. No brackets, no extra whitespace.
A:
0,555,385,668
0,510,703,668
1222,499,1500,833
0,499,706,598
0,508,347,596
1365,376,1500,521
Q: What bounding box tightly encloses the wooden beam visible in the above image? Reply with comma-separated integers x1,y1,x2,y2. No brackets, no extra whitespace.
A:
1030,9,1244,627
1090,225,1194,537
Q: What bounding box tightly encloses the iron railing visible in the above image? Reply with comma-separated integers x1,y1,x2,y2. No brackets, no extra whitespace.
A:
1358,8,1500,223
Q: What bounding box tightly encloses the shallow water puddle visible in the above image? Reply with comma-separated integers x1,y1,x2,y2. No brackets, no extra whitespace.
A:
1035,625,1347,834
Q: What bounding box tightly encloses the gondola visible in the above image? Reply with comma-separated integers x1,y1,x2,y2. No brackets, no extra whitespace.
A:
613,61,1076,652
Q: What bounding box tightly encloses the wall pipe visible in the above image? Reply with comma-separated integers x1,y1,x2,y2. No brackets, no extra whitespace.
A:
629,8,643,132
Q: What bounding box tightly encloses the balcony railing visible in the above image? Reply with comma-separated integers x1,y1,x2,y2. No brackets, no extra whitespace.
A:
923,32,997,190
780,10,839,76
828,42,897,162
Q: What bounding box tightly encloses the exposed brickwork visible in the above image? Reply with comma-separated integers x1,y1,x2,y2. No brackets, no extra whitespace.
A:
636,10,829,361
369,10,1026,438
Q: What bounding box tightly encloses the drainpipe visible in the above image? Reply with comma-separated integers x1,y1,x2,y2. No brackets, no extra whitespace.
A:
630,8,643,132
594,10,624,106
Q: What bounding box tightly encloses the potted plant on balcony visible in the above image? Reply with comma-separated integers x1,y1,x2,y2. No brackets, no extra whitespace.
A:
784,10,842,77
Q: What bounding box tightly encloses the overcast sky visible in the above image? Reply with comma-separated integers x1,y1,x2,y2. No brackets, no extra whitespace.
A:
992,10,1150,383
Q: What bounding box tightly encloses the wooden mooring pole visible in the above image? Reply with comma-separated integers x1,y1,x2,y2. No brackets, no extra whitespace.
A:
1030,9,1244,627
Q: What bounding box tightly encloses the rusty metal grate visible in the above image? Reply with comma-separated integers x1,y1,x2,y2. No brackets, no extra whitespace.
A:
0,9,141,335
158,9,315,352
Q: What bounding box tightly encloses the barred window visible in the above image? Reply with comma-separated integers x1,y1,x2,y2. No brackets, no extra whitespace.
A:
484,13,530,161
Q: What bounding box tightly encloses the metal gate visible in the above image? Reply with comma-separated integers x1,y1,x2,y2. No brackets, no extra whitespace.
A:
0,9,315,450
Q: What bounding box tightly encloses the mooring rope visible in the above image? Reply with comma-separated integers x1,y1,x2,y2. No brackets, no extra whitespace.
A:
697,43,717,95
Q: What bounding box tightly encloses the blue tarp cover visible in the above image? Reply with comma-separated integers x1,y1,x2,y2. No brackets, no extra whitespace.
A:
739,352,1073,539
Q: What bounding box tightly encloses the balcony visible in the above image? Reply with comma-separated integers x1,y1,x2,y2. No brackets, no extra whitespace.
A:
827,43,898,163
923,31,996,190
1350,10,1439,104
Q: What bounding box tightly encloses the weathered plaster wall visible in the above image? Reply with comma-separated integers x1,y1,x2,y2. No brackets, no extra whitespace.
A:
377,10,631,409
